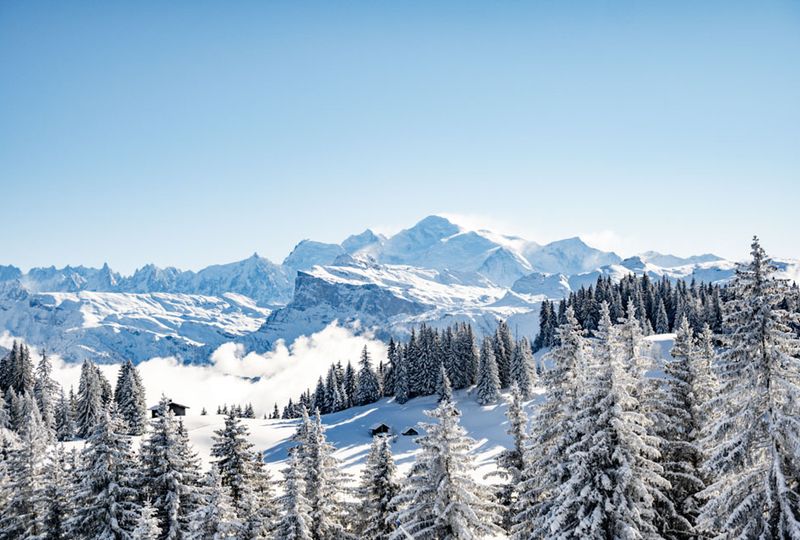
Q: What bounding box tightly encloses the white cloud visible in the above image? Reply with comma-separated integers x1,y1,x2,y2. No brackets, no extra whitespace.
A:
6,324,387,417
579,229,638,255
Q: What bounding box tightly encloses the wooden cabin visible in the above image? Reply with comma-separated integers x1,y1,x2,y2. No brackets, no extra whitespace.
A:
401,427,419,436
150,400,190,418
370,423,392,436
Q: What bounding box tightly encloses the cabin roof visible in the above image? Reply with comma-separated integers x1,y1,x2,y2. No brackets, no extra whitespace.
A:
149,401,190,411
369,422,391,430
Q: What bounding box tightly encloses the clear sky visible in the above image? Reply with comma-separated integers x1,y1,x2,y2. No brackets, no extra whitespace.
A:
1,1,798,274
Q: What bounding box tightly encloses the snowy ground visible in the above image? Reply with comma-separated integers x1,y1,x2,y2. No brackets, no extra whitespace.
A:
61,333,675,491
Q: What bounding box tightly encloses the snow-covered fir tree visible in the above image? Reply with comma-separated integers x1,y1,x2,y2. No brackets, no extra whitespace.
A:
537,301,669,539
436,364,453,403
75,359,104,438
54,389,76,441
302,409,354,539
355,346,382,406
37,444,74,540
490,382,528,531
494,320,514,388
650,317,706,538
70,408,140,539
0,388,8,431
275,447,313,540
357,434,400,540
513,305,587,538
391,398,502,539
210,410,257,510
0,397,47,539
699,237,800,539
509,337,535,398
393,345,410,404
114,360,148,435
33,349,59,438
475,336,501,405
135,502,163,540
188,469,239,540
139,396,203,539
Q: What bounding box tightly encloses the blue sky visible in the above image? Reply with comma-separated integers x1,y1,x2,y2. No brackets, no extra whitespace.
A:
1,1,798,273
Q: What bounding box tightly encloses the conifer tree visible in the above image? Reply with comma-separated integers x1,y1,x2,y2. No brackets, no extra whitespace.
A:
0,397,47,539
490,383,529,531
494,320,514,388
210,410,256,509
70,408,140,539
514,305,587,538
698,237,800,538
655,298,670,334
54,389,75,441
0,388,8,431
303,410,353,539
537,301,668,538
650,317,705,538
355,346,381,406
510,337,535,398
114,360,147,436
393,345,410,404
33,349,59,436
135,502,163,540
358,435,400,540
274,447,313,540
436,365,452,403
391,399,502,539
37,444,74,540
139,396,202,539
475,336,501,405
188,470,239,540
75,359,104,438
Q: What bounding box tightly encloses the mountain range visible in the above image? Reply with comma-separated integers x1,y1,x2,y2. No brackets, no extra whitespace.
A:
1,215,793,364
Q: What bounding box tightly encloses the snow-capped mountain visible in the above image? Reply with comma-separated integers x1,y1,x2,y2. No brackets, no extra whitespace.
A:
2,214,790,364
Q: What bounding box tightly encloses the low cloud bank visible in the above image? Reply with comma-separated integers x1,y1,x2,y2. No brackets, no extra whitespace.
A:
5,323,387,417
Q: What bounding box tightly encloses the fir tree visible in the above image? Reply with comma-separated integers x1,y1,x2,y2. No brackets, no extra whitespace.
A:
139,396,202,539
513,305,588,538
475,336,501,405
274,447,313,540
436,364,452,403
538,301,668,538
37,444,74,540
135,502,163,540
303,410,353,539
75,359,104,438
490,383,529,531
70,408,140,539
655,298,670,334
355,346,382,406
188,470,239,540
54,389,76,441
0,397,47,539
698,237,800,538
494,320,514,388
391,399,502,539
509,337,535,398
651,317,706,539
114,360,147,436
394,344,410,404
358,434,400,540
33,349,59,437
210,410,256,509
